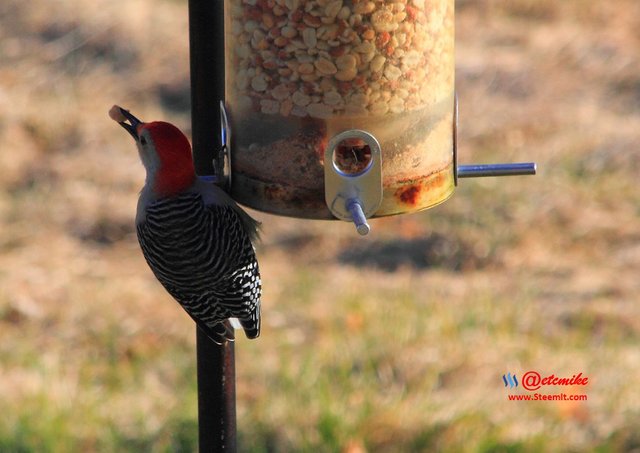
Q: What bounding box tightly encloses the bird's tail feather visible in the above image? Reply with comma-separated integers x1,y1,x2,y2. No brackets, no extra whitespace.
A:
198,319,235,345
240,317,260,340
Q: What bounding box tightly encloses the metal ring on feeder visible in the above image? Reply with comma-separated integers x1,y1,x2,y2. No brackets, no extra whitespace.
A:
324,130,383,234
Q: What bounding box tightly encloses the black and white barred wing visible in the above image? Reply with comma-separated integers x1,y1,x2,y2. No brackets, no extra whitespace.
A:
136,193,261,344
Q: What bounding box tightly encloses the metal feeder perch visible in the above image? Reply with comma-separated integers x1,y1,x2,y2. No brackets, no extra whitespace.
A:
188,0,536,450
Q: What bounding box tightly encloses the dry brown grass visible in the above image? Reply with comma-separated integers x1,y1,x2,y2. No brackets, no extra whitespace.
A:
1,0,640,451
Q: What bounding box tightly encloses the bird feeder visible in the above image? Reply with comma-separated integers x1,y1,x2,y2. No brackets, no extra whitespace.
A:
216,0,535,234
188,1,536,450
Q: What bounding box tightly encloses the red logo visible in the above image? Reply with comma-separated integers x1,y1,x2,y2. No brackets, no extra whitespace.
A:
521,371,588,391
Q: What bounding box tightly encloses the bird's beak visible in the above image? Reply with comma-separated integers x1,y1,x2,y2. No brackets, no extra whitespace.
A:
115,107,143,140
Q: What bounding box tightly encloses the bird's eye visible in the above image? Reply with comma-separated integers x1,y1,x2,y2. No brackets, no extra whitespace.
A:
140,136,147,146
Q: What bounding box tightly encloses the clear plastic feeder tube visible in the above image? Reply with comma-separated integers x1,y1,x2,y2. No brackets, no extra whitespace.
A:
226,0,455,219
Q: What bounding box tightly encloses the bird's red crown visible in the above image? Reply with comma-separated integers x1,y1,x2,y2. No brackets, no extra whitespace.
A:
142,121,196,197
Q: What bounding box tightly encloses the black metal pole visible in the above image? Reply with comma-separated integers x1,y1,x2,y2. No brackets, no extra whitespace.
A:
188,0,237,451
189,0,225,176
196,327,237,452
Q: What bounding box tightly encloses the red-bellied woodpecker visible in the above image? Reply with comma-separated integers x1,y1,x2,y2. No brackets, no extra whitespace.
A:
109,105,261,344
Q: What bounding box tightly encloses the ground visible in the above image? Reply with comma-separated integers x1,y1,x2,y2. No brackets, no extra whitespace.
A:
1,0,639,451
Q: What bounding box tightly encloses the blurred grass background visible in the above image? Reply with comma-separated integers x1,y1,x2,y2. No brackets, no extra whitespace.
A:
1,0,640,451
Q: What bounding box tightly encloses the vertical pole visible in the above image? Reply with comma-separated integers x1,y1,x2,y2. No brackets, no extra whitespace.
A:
189,0,225,176
196,328,237,452
188,0,237,451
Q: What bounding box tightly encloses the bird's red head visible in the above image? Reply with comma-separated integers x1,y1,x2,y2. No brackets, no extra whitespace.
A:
140,121,196,197
111,106,195,197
